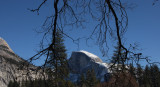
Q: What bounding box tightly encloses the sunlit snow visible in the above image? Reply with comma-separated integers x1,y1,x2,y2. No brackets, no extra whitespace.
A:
80,50,99,59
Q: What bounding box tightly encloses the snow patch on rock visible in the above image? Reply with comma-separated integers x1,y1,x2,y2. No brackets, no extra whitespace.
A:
80,50,99,60
79,50,103,63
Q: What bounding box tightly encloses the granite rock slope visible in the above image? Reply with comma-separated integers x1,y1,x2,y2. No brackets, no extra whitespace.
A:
0,38,44,87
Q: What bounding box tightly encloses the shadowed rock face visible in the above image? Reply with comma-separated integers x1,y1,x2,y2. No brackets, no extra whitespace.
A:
68,50,109,82
0,38,44,87
69,51,103,73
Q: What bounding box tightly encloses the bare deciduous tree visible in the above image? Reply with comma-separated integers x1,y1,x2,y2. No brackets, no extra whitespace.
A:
27,0,159,86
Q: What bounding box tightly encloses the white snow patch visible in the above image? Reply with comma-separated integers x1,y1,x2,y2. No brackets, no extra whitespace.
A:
79,50,99,60
96,62,109,68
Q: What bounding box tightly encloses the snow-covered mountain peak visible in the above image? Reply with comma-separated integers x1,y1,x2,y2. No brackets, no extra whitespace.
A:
68,50,109,82
79,50,103,63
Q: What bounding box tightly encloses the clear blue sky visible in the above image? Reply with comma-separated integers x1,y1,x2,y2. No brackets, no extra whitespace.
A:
0,0,160,66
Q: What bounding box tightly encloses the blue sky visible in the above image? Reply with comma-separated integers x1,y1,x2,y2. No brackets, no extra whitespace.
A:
0,0,160,66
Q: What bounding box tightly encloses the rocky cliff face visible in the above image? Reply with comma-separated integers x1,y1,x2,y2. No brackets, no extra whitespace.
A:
0,38,44,87
68,50,111,82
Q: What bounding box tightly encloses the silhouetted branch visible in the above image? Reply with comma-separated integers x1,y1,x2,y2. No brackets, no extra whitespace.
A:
29,0,48,15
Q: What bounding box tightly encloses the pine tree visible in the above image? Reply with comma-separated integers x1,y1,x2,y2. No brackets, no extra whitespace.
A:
86,69,99,87
110,43,125,64
21,80,26,87
8,81,14,87
79,73,86,87
136,64,143,87
65,80,75,87
13,81,19,87
8,80,20,87
129,63,136,78
47,30,69,87
142,65,151,87
150,64,160,87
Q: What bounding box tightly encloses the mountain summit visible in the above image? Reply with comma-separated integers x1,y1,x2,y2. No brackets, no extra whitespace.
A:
68,50,110,82
0,37,13,52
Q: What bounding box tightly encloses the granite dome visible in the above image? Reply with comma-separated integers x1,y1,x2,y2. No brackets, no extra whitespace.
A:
68,50,109,82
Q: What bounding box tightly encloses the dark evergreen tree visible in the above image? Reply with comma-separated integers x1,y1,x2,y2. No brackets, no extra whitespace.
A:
20,79,50,87
13,81,19,87
8,81,14,87
47,30,69,87
65,80,75,87
142,65,151,87
136,64,143,87
21,80,26,87
8,80,20,87
110,43,125,64
150,64,160,87
129,63,136,78
25,80,32,87
79,73,86,87
86,69,99,87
